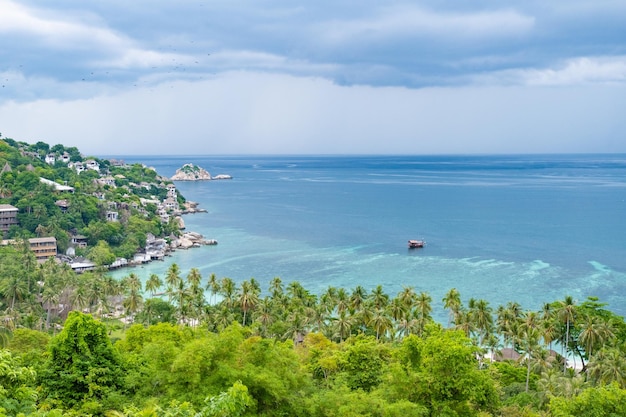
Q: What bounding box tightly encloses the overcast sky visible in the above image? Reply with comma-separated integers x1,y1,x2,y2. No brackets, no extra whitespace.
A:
1,0,625,155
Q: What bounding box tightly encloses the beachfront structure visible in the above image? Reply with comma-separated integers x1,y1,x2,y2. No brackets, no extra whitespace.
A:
0,204,19,234
1,236,58,262
29,237,58,262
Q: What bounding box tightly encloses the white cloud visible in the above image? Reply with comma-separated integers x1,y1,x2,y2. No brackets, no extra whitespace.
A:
0,0,191,70
317,6,534,45
477,56,626,86
523,56,626,86
0,0,121,49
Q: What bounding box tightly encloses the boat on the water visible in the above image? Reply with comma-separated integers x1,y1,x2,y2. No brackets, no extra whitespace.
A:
408,239,425,248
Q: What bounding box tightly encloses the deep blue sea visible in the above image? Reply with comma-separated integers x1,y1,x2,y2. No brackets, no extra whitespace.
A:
106,154,626,322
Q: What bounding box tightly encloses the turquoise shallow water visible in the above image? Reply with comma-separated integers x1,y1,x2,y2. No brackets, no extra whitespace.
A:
107,155,626,322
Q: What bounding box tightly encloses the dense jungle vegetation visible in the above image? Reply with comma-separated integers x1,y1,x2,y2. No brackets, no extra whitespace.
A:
1,247,626,416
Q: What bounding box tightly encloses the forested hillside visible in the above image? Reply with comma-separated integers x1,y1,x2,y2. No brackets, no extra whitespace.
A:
0,136,182,260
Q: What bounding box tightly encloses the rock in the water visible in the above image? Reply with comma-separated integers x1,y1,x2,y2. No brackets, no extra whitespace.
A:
170,163,211,181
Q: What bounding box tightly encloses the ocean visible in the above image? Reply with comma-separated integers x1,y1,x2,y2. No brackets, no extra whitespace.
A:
107,154,626,322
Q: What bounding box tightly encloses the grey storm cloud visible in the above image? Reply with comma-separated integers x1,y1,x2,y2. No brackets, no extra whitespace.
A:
1,0,625,154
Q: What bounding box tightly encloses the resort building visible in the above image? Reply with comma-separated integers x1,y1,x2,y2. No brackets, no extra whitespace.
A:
0,204,19,234
28,237,58,262
0,236,58,262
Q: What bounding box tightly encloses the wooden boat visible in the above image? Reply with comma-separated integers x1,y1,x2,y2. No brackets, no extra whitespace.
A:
408,239,425,248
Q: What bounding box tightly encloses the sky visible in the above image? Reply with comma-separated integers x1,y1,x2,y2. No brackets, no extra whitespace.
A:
1,0,625,155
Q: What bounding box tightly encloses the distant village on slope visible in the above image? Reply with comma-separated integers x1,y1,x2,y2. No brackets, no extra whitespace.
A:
0,138,227,273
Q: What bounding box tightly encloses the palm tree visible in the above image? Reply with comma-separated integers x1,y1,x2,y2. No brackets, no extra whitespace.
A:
442,288,462,327
354,302,374,333
471,298,493,346
173,279,191,325
123,273,143,293
186,268,202,289
219,277,237,308
307,304,330,335
40,287,59,330
269,276,283,299
283,309,307,344
578,314,614,369
368,285,389,310
587,347,626,388
206,273,220,305
145,273,163,297
398,286,417,310
395,315,419,340
253,297,276,337
370,309,393,341
331,310,353,342
212,305,235,331
238,280,259,326
496,302,522,349
123,290,143,324
0,275,29,311
516,322,542,392
415,291,432,321
455,310,475,339
541,303,559,352
388,297,409,323
335,288,350,315
165,263,182,298
557,295,577,372
349,285,367,313
320,286,338,314
121,273,144,324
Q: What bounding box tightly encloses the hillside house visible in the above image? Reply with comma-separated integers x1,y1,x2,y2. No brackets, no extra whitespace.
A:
70,161,85,174
0,204,18,234
71,234,88,249
85,160,100,171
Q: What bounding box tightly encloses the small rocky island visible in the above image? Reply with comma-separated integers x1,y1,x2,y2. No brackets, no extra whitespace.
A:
170,163,232,181
170,163,211,181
